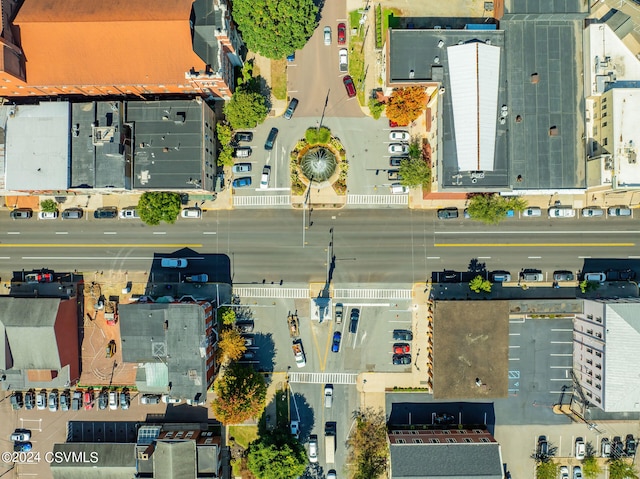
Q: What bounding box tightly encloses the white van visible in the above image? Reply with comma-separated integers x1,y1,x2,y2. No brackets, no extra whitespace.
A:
391,183,408,194
324,384,333,408
161,258,188,268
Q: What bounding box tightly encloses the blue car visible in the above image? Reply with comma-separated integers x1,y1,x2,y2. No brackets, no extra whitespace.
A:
232,177,252,188
287,52,295,62
14,442,32,452
331,331,341,353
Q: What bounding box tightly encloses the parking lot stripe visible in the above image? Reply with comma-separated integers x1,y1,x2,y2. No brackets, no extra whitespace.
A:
7,231,20,234
153,232,166,235
550,353,573,357
550,341,573,344
509,345,520,348
55,232,68,235
202,232,217,235
509,333,521,336
509,358,520,361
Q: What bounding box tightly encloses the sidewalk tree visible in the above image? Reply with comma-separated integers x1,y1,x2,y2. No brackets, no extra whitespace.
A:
216,123,234,167
218,329,246,364
386,86,427,126
212,363,267,424
368,98,385,120
582,456,601,479
40,199,58,213
466,193,527,225
347,408,389,479
609,459,638,479
137,192,181,226
247,430,307,479
580,280,600,294
536,462,558,479
469,275,492,293
224,88,269,130
217,306,236,326
232,0,318,60
400,157,431,188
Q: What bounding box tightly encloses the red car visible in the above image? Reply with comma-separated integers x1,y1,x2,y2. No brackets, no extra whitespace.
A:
393,343,410,354
26,273,53,283
84,391,94,410
337,23,346,44
343,75,356,98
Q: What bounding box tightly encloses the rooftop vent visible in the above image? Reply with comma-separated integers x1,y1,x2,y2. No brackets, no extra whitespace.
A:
409,69,415,79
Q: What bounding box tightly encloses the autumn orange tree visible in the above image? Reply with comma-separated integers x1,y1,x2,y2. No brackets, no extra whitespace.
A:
217,329,247,364
385,86,427,126
212,363,267,424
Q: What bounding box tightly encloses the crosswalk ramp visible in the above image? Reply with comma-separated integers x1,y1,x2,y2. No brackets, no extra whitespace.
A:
288,372,358,385
347,194,408,206
233,287,310,299
233,195,291,207
333,289,412,300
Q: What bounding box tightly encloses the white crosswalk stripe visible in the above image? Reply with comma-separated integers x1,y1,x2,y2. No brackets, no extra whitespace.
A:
234,287,310,299
333,289,412,300
347,194,408,205
233,195,291,206
289,372,358,385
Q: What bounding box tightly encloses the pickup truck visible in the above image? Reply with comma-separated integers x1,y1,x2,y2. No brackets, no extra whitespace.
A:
292,340,306,368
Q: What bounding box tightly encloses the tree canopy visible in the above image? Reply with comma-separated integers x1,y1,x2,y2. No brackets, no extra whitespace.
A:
216,123,234,167
217,329,246,365
224,88,269,130
400,157,430,188
232,0,318,60
217,306,237,326
609,459,638,479
40,199,58,213
212,363,266,424
386,87,427,126
247,430,307,479
469,275,492,293
536,462,558,479
582,456,601,479
136,192,181,226
347,408,389,479
466,194,527,225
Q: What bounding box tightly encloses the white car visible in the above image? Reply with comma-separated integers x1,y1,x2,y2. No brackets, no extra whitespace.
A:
181,207,202,219
389,130,410,141
38,211,58,220
575,437,586,459
559,466,569,479
548,207,575,218
308,435,318,463
10,430,31,442
585,272,606,283
161,258,188,268
290,420,300,438
339,48,348,73
388,143,409,154
260,165,271,189
324,384,333,408
48,391,58,412
323,26,331,45
119,208,139,219
161,394,182,404
36,391,47,410
522,207,542,217
109,391,118,410
573,466,583,479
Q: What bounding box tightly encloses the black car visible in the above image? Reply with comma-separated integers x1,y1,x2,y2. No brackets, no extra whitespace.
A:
264,127,278,150
537,436,548,458
283,98,299,120
608,269,637,281
349,308,360,334
236,320,255,333
553,270,575,281
234,132,253,143
437,207,458,219
393,329,413,341
10,392,24,410
10,208,33,220
392,354,411,365
24,391,35,410
613,436,624,457
94,207,118,219
626,435,636,456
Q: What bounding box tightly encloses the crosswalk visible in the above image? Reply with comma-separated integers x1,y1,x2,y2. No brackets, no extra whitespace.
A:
233,287,413,300
333,289,413,300
347,194,408,205
233,287,310,299
288,372,358,385
233,195,291,206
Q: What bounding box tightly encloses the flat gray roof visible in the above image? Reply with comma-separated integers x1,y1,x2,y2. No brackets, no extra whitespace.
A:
506,0,587,14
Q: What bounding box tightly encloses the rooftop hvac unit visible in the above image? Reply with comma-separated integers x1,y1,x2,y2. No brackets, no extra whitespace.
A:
138,451,148,460
605,159,614,170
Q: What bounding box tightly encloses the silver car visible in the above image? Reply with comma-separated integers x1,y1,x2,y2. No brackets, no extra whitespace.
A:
548,207,575,218
608,206,632,216
323,26,331,45
581,207,604,217
522,207,542,217
339,48,348,73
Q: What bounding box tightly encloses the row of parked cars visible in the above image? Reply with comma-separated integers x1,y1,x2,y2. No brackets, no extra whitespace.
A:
9,206,203,220
485,268,636,283
10,387,131,411
437,205,633,220
230,130,273,189
392,329,413,365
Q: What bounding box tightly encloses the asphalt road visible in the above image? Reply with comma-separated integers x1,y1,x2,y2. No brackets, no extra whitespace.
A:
2,211,640,283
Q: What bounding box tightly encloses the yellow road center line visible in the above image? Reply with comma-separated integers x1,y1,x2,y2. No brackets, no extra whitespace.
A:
0,244,203,248
435,243,635,247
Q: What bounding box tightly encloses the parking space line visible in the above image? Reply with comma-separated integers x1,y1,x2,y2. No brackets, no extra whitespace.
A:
550,353,573,357
550,341,573,344
509,358,520,361
551,329,573,332
509,345,520,348
509,333,521,336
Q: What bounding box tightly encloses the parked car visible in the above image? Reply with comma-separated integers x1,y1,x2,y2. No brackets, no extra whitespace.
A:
120,389,130,410
60,391,70,411
389,130,410,141
119,208,139,219
391,183,409,194
141,394,161,405
109,391,119,410
232,163,252,174
388,143,409,154
522,269,544,282
94,207,118,219
161,258,187,268
185,274,208,282
585,272,606,283
389,156,406,167
287,52,295,62
339,49,348,73
9,392,23,410
327,470,337,479
393,329,413,341
290,420,300,438
392,354,411,365
437,207,458,220
72,391,83,411
233,132,253,143
84,390,94,410
575,437,585,459
608,206,632,216
393,343,410,354
560,465,570,479
181,207,202,218
62,208,83,219
581,207,604,217
387,170,402,181
283,98,299,120
48,391,58,412
601,437,611,458
10,208,33,220
236,320,255,333
260,165,271,189
14,442,32,452
613,436,624,457
264,127,279,150
522,207,542,217
233,146,252,158
10,429,31,442
309,435,319,462
161,394,182,404
349,308,360,334
38,210,58,220
323,26,331,45
553,270,575,281
233,177,252,188
626,434,636,456
335,303,343,324
538,435,549,457
548,207,575,218
26,272,53,283
607,269,636,281
98,390,108,410
24,391,35,410
324,384,333,408
343,75,356,97
337,22,346,44
573,466,582,479
331,332,341,353
36,390,47,410
490,271,511,282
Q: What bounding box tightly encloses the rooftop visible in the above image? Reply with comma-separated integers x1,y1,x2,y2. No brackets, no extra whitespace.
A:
50,443,136,479
433,301,509,399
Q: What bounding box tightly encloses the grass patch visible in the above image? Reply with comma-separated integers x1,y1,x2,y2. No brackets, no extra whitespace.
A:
231,459,242,477
384,8,401,30
271,59,287,100
228,425,258,449
347,10,367,105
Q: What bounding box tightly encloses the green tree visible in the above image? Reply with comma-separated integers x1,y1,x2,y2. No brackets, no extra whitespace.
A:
580,280,600,293
218,329,247,364
136,192,181,226
609,459,639,479
304,127,331,145
368,98,385,120
216,123,233,146
40,199,58,213
247,430,307,479
399,158,430,188
232,0,318,60
347,408,389,479
583,456,602,479
466,194,528,225
386,86,427,126
224,89,269,130
469,275,492,293
536,462,558,479
217,306,237,326
408,139,421,160
212,363,267,424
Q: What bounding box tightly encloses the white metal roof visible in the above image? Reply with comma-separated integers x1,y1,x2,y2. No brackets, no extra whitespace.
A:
5,102,69,190
447,42,501,172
